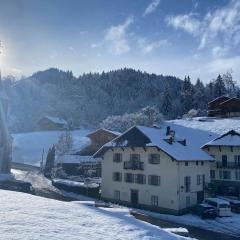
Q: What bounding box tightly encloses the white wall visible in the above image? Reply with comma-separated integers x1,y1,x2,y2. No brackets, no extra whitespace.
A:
101,146,211,212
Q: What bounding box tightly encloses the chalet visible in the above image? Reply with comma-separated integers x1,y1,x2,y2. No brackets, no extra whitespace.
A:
56,128,120,177
38,116,67,131
202,130,240,196
94,125,214,215
208,96,240,118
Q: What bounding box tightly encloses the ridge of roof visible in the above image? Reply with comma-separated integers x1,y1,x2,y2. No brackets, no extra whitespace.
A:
208,96,230,104
202,129,240,147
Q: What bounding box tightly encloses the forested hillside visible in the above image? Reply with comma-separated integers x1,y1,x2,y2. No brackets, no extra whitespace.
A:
4,68,239,133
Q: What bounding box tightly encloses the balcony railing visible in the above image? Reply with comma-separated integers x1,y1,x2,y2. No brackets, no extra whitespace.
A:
216,162,240,169
124,161,144,170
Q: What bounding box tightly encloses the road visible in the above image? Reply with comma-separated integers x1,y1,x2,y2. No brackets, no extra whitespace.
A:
12,162,75,201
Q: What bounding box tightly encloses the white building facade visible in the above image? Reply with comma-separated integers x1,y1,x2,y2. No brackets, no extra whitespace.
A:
95,126,213,215
202,130,240,196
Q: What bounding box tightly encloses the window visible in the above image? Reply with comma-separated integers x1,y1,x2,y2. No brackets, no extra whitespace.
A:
197,175,201,185
201,161,204,166
235,171,240,180
135,174,146,184
219,170,223,179
130,154,140,162
235,155,240,166
210,170,215,179
222,155,228,167
185,162,188,166
114,190,120,200
148,154,160,164
223,171,231,180
124,173,134,183
112,172,122,182
184,176,191,192
148,175,161,186
202,174,205,185
196,161,198,166
151,195,158,206
186,196,191,207
113,153,122,163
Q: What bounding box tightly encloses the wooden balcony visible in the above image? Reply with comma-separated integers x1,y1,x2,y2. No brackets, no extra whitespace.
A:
124,161,144,170
216,162,240,169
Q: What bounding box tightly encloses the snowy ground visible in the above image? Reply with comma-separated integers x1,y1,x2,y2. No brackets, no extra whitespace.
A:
140,210,240,238
12,129,91,166
0,190,187,240
170,117,240,136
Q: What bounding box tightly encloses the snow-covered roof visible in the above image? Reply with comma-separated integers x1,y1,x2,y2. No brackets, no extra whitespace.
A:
96,125,214,161
208,96,230,104
45,116,67,125
87,128,121,137
202,130,240,147
55,154,101,164
220,97,240,106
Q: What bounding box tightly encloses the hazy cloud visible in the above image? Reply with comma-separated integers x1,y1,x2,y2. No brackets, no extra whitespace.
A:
166,0,240,55
166,13,200,35
143,0,160,17
138,38,168,54
105,16,134,55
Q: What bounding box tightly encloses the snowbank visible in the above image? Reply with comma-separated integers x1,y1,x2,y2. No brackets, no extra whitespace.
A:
0,190,184,240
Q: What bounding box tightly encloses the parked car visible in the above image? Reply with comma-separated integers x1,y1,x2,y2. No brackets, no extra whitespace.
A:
192,204,217,219
217,196,240,213
204,198,232,217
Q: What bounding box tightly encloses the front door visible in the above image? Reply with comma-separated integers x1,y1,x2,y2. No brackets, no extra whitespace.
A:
197,191,204,203
131,190,139,206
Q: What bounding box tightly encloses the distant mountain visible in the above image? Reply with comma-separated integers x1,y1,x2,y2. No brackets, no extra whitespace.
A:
6,67,238,133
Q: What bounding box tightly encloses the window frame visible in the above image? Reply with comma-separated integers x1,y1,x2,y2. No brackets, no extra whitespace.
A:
151,195,159,207
112,172,122,182
113,153,122,163
148,154,160,164
148,175,161,186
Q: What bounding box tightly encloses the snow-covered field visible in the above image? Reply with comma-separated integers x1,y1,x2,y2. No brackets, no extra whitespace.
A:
0,190,185,240
12,129,91,166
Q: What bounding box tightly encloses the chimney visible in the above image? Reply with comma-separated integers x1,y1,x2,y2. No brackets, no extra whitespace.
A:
170,130,175,141
166,126,171,136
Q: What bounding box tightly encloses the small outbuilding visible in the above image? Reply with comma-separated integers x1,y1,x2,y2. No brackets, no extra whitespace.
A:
208,96,240,118
38,116,67,131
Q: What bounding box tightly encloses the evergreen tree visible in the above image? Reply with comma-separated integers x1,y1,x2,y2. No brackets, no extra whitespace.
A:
44,145,55,178
161,84,172,118
214,74,226,98
222,71,236,97
193,78,207,110
181,76,194,114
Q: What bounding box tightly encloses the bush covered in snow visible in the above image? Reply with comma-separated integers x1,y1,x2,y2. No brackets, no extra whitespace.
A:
101,106,163,132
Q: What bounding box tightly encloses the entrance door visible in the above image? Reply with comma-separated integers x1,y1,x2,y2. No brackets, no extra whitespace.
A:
197,191,204,203
131,190,139,206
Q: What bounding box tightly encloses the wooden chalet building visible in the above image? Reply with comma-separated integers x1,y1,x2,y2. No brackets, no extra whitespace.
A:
208,96,240,118
38,116,67,131
57,128,120,177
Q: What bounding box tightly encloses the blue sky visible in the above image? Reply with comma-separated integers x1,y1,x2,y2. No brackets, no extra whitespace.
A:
0,0,240,83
